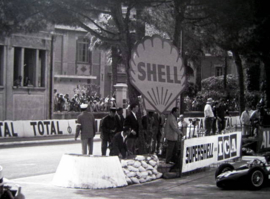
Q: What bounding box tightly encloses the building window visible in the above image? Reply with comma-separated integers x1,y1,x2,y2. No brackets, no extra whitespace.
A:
0,46,4,86
76,38,91,63
215,66,223,76
13,47,46,87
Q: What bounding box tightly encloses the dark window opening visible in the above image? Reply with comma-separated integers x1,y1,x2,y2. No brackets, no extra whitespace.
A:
215,66,223,76
76,38,91,63
13,47,46,87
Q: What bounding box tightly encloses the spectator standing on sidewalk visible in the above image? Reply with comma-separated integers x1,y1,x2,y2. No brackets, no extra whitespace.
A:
142,111,155,153
204,98,214,136
216,98,229,134
124,103,139,155
75,104,96,155
211,101,218,135
101,107,118,156
164,107,183,164
115,107,125,133
240,105,252,136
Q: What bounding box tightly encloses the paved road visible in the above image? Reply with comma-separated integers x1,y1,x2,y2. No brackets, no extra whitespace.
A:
0,140,105,179
1,141,270,199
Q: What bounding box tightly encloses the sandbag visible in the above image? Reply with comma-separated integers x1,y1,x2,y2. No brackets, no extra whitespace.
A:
135,155,145,161
130,177,140,184
127,165,139,172
127,172,136,178
133,161,141,168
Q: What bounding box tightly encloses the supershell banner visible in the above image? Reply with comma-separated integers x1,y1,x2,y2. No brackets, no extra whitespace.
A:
0,119,102,138
182,131,242,173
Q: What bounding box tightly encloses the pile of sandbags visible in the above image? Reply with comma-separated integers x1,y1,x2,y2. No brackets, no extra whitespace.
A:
121,154,163,185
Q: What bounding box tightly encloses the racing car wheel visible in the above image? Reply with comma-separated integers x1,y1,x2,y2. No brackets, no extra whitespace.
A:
215,163,234,179
247,167,266,190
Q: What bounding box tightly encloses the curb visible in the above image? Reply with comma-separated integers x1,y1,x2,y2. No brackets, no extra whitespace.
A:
0,137,101,147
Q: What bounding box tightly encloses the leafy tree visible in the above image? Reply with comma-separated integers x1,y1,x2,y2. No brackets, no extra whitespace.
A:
199,74,238,100
0,0,50,36
190,0,261,113
246,1,270,108
246,59,261,92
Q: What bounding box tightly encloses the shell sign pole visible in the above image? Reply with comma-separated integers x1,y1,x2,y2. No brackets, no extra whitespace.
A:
129,35,186,114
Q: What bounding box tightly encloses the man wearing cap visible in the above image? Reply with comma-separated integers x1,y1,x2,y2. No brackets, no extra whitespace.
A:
109,126,131,159
101,107,119,156
75,103,96,155
204,98,214,136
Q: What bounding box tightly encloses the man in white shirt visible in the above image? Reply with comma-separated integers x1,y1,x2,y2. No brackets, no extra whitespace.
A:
204,98,214,136
240,105,252,136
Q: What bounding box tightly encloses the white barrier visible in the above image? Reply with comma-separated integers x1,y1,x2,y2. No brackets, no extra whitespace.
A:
0,119,102,138
0,116,241,139
184,116,241,129
52,154,127,189
182,131,242,173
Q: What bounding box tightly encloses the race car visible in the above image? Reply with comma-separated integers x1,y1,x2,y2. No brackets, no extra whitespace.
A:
215,154,270,190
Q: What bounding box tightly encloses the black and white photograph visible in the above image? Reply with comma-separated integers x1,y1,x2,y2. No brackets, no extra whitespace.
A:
1,0,270,198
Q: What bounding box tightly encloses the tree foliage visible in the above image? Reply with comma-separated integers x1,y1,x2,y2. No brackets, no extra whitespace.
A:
0,0,50,36
199,74,238,100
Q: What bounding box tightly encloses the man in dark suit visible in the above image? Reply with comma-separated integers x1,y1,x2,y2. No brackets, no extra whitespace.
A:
124,103,139,155
116,107,125,133
100,107,118,156
110,126,131,159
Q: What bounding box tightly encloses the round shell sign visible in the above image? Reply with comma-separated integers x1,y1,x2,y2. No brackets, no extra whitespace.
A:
129,35,186,114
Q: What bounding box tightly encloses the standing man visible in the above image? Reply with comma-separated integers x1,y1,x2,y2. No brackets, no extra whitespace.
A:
116,107,125,133
101,107,118,156
124,103,139,155
204,98,214,136
164,107,183,164
216,98,229,134
142,111,155,153
75,103,96,155
211,101,218,135
110,126,131,159
241,105,252,136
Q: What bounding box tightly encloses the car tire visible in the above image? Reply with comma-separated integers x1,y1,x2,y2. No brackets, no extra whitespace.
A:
247,167,265,190
215,163,234,179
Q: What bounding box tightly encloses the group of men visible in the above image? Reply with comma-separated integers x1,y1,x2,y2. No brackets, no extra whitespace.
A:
74,101,172,160
240,102,270,137
75,103,141,159
74,96,231,167
204,98,229,136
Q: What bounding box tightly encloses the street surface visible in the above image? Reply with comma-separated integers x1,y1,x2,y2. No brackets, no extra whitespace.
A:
0,140,105,179
1,141,270,199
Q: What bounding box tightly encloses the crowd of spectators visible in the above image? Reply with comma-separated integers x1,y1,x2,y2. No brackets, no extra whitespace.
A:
54,92,116,112
184,96,239,112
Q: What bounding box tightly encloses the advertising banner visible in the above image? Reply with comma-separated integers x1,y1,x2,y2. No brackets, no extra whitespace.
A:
216,131,242,162
182,136,216,172
129,35,186,114
0,119,102,138
182,131,242,173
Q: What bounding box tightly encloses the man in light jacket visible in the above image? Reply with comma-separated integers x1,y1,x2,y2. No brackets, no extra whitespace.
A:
164,107,183,164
